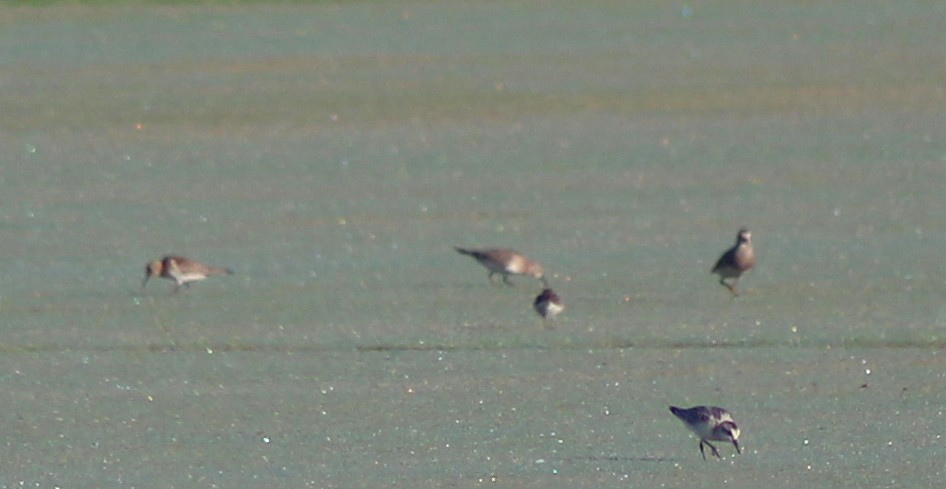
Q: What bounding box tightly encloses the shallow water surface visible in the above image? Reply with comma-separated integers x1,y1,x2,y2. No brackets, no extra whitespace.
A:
1,1,946,487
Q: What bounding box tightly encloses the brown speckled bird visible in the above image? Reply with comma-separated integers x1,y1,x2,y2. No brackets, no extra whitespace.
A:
533,288,564,320
143,256,233,292
711,228,755,296
454,246,548,286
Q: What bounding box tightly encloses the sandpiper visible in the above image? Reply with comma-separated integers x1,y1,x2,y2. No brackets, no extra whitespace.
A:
669,405,742,460
533,288,564,320
143,256,233,292
454,246,548,286
711,227,755,296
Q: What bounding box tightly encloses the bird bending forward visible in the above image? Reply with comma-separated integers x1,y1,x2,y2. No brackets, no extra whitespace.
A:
454,246,547,287
143,256,233,292
670,405,742,460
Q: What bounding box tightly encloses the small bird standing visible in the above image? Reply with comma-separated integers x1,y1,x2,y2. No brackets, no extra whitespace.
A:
143,256,233,293
533,288,564,320
711,227,755,296
454,246,548,286
669,405,742,460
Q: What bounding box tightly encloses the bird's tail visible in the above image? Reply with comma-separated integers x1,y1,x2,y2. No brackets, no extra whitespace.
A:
454,246,474,257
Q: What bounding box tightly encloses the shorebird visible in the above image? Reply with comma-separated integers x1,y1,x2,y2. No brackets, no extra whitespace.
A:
669,405,742,460
533,288,564,320
711,227,755,296
454,246,548,286
143,256,233,292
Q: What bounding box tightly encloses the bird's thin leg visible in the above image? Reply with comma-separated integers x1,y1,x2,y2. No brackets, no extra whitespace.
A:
502,274,514,286
703,440,721,459
720,278,739,296
699,442,707,461
487,271,498,285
